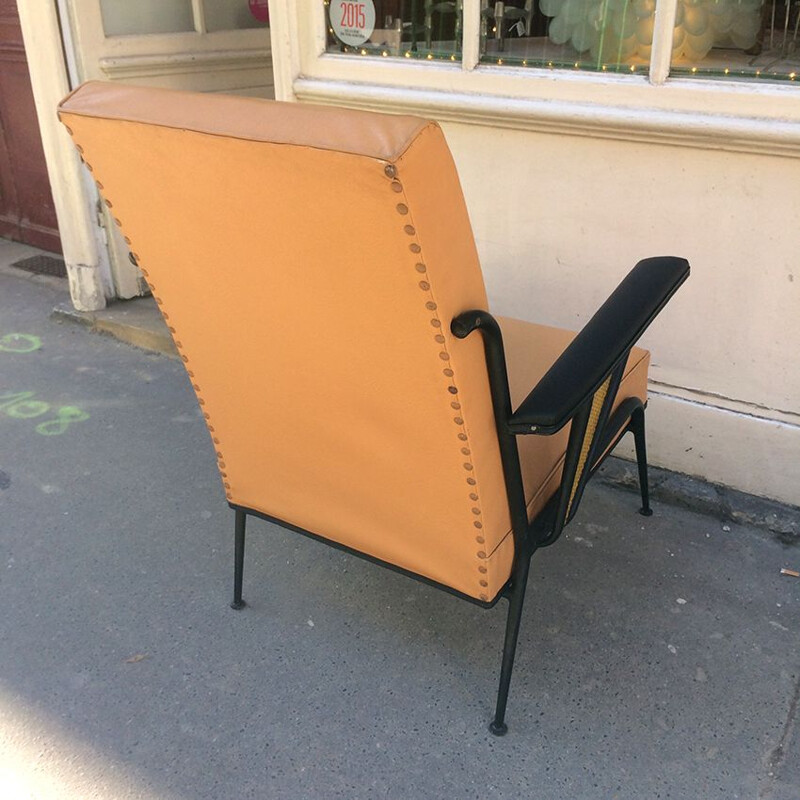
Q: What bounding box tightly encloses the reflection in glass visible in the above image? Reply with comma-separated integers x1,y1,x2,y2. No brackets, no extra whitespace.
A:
325,1,462,61
100,0,194,36
204,0,267,31
672,0,799,83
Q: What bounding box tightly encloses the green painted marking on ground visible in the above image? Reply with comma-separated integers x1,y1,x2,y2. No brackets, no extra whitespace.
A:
0,391,89,435
0,333,42,353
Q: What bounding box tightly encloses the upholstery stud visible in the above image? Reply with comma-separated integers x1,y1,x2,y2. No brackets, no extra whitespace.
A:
390,181,402,193
454,416,464,424
396,203,408,214
451,401,461,410
462,448,472,456
463,462,474,471
474,521,483,529
476,536,485,544
447,386,458,394
439,352,450,361
443,368,454,376
478,566,488,574
469,492,479,500
430,319,441,328
477,550,486,558
415,263,426,273
480,594,488,601
384,164,397,178
425,301,437,310
458,433,468,441
113,217,122,226
471,507,480,515
124,236,132,244
466,477,477,486
409,243,421,254
434,334,445,343
404,225,416,236
418,280,430,290
479,579,489,587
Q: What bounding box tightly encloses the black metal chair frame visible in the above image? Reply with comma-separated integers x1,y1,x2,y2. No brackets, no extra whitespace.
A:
229,256,690,735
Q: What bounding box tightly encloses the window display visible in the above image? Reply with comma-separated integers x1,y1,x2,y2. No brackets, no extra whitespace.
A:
322,0,799,81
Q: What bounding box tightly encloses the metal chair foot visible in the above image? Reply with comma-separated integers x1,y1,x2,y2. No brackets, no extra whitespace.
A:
230,599,247,610
489,719,508,736
639,506,653,517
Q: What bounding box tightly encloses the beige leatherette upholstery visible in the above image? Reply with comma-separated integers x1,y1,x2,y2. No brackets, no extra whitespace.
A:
58,83,648,602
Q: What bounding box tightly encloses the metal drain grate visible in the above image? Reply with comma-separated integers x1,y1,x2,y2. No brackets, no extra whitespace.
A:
11,254,67,278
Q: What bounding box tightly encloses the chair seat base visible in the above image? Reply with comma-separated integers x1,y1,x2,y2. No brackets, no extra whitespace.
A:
228,501,509,609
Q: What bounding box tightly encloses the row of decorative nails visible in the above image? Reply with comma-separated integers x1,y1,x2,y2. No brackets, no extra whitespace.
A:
61,121,233,502
384,162,490,601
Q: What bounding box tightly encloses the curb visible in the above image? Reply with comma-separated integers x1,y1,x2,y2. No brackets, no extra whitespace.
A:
51,297,178,358
597,456,800,543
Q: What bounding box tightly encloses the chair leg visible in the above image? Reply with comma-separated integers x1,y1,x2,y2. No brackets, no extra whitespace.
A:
630,406,653,517
490,555,533,736
230,509,247,609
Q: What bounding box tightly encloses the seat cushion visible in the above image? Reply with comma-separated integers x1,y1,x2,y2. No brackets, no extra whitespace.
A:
480,317,650,592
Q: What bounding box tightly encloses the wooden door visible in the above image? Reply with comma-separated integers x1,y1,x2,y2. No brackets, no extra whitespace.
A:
0,0,61,253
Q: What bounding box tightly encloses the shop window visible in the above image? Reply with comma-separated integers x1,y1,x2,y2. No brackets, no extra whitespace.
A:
320,0,798,81
324,1,463,61
480,0,650,73
670,0,798,82
478,0,798,81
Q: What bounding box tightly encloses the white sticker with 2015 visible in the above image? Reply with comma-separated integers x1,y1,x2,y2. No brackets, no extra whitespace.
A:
330,0,376,46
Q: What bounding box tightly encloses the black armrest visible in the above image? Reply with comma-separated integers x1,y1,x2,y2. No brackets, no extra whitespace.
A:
507,256,690,436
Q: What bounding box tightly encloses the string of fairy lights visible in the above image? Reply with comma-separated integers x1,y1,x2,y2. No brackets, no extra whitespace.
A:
322,0,799,82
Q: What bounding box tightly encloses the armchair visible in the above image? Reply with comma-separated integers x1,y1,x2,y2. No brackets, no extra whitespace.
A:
58,82,689,734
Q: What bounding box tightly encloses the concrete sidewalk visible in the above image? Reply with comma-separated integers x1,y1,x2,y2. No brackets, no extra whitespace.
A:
1,265,799,799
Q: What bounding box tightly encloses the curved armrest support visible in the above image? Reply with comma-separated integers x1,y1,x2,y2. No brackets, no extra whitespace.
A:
507,256,690,436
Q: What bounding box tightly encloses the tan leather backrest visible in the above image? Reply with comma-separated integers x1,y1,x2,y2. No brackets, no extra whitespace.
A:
59,83,515,601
